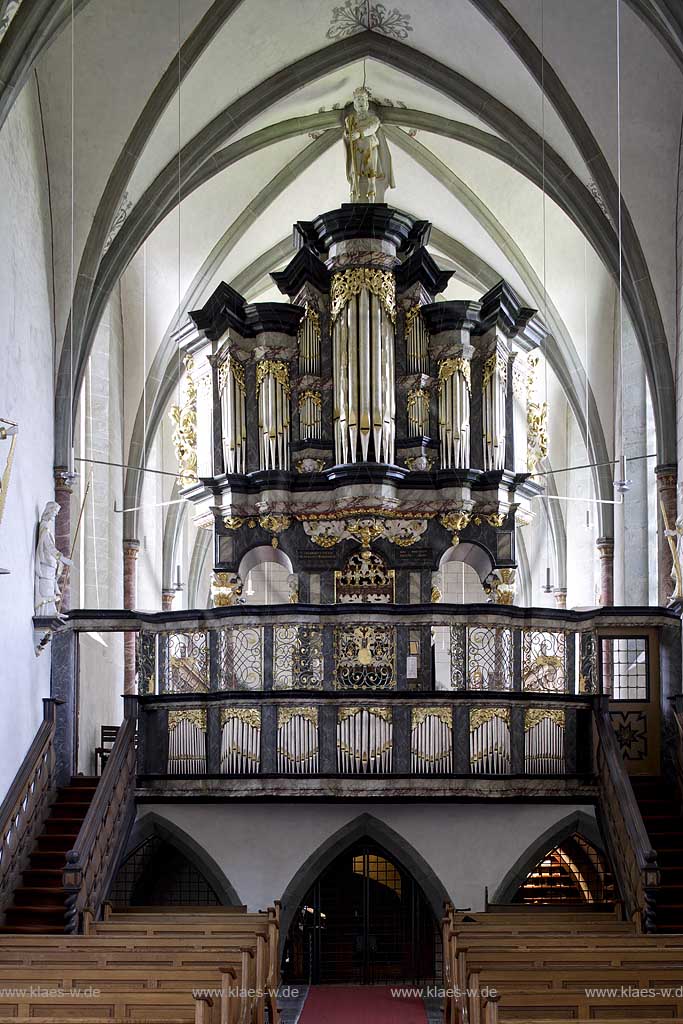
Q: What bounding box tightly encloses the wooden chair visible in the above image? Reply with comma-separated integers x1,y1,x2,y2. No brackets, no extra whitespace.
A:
95,725,120,775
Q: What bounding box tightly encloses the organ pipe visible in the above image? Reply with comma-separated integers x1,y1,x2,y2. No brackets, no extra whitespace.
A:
298,390,322,440
330,268,396,465
438,357,471,469
405,306,429,374
482,345,507,471
298,304,321,376
407,386,429,437
256,360,291,471
219,354,246,474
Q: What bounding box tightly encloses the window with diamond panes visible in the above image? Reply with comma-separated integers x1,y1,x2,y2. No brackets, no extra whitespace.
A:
601,636,649,701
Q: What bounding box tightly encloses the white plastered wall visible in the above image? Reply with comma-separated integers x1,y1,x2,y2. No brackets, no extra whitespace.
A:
0,82,56,800
137,802,597,915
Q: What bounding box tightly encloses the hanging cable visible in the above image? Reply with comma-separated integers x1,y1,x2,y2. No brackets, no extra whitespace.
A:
540,0,553,595
614,0,631,495
69,0,75,477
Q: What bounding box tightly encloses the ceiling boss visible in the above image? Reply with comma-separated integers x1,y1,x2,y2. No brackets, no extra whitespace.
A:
343,86,395,203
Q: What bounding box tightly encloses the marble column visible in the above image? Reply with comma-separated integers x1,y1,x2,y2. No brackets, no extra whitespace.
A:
54,467,75,610
161,589,175,612
656,464,677,606
596,537,614,607
123,539,140,695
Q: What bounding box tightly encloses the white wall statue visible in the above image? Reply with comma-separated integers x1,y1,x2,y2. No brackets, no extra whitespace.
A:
34,501,71,619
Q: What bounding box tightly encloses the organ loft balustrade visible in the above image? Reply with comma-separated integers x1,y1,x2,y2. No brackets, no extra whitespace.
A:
56,603,679,801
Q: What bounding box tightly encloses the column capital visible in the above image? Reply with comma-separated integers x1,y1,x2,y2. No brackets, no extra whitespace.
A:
596,537,614,553
123,538,141,556
655,463,677,482
54,465,77,492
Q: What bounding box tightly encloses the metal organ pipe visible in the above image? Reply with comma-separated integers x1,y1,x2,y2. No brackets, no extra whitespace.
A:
482,347,507,471
438,358,471,469
330,269,396,465
219,354,246,474
256,360,291,471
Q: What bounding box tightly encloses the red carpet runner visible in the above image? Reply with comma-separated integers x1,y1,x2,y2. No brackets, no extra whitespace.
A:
298,985,428,1023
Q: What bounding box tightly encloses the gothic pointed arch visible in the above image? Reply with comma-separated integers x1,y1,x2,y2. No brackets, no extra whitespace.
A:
107,811,241,908
279,813,449,947
491,810,611,905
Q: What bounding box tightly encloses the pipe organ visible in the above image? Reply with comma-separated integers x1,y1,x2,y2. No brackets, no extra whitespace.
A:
179,205,542,602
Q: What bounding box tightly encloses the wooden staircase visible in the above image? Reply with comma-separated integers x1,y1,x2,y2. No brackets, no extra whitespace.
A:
0,776,97,934
631,775,683,933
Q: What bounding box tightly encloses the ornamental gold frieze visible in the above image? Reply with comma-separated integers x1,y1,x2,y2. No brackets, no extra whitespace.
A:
221,707,261,729
330,268,396,324
168,708,207,732
469,707,510,732
297,389,322,409
412,706,453,728
338,705,393,723
438,357,471,393
524,708,565,731
258,514,292,535
278,706,319,727
302,515,428,549
255,359,291,396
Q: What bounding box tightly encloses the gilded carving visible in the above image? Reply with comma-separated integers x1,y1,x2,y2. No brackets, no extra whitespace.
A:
338,705,392,723
488,568,516,606
412,706,452,728
278,706,318,727
256,360,291,396
439,357,471,393
221,707,261,729
470,707,510,732
527,354,548,472
211,572,243,607
298,389,322,409
258,514,292,536
330,268,396,323
524,708,565,731
169,355,198,485
168,709,207,732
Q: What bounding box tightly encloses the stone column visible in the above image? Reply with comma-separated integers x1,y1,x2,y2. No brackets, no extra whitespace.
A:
553,588,567,609
123,539,140,695
656,464,677,606
596,538,614,607
161,589,175,612
54,467,75,610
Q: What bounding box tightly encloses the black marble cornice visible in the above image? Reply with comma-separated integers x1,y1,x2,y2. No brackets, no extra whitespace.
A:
394,247,453,298
421,300,482,333
293,204,430,256
474,279,537,338
189,281,303,340
271,247,331,299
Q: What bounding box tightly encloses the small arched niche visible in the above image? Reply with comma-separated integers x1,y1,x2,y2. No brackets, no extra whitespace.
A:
238,545,294,605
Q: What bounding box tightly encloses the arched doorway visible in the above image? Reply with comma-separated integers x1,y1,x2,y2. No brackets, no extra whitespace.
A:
283,840,439,985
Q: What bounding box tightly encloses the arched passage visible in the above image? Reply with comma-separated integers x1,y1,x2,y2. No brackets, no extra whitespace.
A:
280,813,448,979
282,827,443,985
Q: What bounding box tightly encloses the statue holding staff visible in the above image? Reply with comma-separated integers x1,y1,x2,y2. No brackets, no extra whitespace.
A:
343,86,395,203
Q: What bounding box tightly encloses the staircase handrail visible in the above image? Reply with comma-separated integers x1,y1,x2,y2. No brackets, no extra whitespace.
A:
63,704,137,933
0,698,60,919
594,697,659,932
